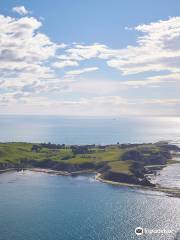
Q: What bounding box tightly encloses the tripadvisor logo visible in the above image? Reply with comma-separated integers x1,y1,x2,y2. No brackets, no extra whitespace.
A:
135,227,174,236
135,227,144,236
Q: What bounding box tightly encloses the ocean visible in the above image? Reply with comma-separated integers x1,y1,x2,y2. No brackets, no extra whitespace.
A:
0,115,180,240
0,171,180,240
0,115,180,145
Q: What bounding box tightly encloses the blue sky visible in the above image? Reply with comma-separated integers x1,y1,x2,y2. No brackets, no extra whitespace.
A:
2,0,180,46
0,0,180,116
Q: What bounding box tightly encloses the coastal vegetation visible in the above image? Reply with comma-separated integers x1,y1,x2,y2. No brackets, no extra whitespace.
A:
0,142,179,186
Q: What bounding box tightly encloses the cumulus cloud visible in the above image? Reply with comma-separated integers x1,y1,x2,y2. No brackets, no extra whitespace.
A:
0,13,64,97
63,17,180,81
106,17,180,75
65,67,98,77
65,43,110,60
70,79,127,94
52,60,79,68
0,13,100,105
0,9,180,116
0,15,57,65
2,93,179,116
12,6,29,15
143,98,180,106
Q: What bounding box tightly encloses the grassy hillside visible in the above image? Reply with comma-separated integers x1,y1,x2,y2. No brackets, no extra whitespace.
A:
0,142,177,184
0,142,123,163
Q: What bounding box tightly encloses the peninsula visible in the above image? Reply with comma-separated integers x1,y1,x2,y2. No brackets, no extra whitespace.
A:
0,141,179,191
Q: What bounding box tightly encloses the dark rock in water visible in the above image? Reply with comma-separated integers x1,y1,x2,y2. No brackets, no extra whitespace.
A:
140,177,155,187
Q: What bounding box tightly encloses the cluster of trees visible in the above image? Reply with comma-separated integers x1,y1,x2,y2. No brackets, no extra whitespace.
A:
119,143,142,149
31,143,66,152
31,143,97,155
70,145,95,155
40,143,66,149
121,148,171,165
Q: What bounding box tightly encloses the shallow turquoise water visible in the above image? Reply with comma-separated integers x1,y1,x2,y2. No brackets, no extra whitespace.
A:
0,171,179,240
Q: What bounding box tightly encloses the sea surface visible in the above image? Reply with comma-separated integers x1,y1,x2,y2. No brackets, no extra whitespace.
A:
0,115,180,145
0,171,180,240
0,115,180,240
153,154,180,189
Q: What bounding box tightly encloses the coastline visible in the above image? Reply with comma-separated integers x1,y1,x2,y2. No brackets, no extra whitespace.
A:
0,168,17,174
0,167,97,176
1,167,180,198
96,172,180,198
0,141,179,198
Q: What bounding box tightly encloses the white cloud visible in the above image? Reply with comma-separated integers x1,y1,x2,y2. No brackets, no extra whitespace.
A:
142,98,180,106
12,6,29,15
106,17,180,75
0,15,57,64
65,43,109,60
69,78,127,94
0,13,101,106
52,60,79,68
0,9,180,116
0,94,131,116
2,93,179,116
0,13,63,95
65,67,98,77
122,72,180,87
62,17,180,84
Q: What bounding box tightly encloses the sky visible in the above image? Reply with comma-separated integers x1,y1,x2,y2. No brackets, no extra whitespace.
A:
0,0,180,116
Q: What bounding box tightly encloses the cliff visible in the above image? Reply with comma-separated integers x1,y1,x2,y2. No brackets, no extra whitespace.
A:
0,142,179,187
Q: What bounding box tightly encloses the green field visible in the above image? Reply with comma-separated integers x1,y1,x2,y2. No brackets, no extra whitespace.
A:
0,142,124,164
0,142,175,177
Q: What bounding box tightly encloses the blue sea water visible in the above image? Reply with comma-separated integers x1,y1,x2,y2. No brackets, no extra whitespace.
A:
0,115,180,240
0,171,179,240
0,115,180,144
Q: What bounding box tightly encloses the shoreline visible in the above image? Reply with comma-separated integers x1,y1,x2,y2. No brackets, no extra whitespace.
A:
0,167,97,176
1,167,180,198
0,168,17,174
96,173,180,198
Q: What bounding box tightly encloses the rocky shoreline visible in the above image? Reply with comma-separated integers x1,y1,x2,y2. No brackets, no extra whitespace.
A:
1,166,180,198
0,141,179,197
95,172,180,198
